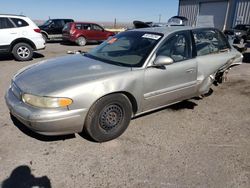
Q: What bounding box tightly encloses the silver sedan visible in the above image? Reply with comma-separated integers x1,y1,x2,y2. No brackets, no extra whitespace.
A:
5,27,243,142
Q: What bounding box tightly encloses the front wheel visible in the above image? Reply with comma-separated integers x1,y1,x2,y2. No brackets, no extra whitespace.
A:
12,43,33,61
84,94,132,142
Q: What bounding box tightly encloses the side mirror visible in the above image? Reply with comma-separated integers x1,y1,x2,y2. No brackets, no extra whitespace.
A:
154,56,174,66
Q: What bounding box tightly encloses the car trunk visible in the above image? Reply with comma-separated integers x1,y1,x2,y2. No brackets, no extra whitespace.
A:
62,22,72,39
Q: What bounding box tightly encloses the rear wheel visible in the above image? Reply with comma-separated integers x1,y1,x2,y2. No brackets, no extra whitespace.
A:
84,94,132,142
12,43,33,61
76,36,87,46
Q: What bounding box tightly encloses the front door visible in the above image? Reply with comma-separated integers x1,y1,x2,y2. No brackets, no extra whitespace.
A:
143,31,197,111
90,24,105,41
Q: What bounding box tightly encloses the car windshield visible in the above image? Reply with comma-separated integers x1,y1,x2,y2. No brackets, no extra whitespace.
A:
84,31,163,67
42,20,52,26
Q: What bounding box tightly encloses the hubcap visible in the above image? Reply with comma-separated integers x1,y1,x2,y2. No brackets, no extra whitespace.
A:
17,46,30,58
78,38,86,45
99,104,123,131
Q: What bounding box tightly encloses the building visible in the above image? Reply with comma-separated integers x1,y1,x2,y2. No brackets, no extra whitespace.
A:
178,0,250,30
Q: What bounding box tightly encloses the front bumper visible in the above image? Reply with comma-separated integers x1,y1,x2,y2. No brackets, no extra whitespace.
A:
5,88,88,136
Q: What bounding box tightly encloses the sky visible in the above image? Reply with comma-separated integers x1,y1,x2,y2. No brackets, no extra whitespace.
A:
1,0,179,23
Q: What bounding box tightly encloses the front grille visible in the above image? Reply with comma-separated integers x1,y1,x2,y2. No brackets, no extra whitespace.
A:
11,82,22,100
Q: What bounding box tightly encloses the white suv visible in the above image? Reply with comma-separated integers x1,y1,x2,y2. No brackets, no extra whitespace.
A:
0,14,45,61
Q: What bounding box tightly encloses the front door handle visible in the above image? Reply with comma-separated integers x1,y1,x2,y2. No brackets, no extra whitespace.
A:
186,68,194,73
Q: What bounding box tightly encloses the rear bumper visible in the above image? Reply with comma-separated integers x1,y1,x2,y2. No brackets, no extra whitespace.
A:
62,34,76,42
5,88,88,136
34,37,46,50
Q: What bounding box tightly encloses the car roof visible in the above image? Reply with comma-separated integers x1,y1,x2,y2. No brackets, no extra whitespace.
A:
132,26,217,35
49,19,73,20
73,22,99,25
0,14,26,18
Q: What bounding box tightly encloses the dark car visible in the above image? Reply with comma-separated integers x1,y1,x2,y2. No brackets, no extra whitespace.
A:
62,22,115,46
133,16,188,29
224,24,250,44
39,19,74,42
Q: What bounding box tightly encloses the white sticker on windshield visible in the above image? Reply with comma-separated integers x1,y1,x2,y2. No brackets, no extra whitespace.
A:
142,34,161,40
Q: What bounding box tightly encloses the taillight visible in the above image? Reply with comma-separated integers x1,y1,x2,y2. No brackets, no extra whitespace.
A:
34,29,41,33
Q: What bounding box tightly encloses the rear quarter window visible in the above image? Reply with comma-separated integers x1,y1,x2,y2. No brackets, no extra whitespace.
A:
11,18,29,27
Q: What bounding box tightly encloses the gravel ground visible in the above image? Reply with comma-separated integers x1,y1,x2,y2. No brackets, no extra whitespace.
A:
0,43,250,188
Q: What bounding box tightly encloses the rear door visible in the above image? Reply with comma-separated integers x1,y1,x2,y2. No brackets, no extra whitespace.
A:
0,17,17,52
143,31,198,111
193,28,234,77
52,20,64,35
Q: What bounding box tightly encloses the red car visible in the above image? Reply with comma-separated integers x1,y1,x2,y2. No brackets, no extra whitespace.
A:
62,22,115,46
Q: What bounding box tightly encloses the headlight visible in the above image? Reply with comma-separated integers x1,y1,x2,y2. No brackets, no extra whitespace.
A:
235,32,241,36
22,93,73,108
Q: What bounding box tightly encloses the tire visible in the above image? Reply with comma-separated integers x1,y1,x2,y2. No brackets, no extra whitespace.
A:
84,94,132,142
42,33,48,43
242,36,247,44
12,43,33,61
76,36,87,46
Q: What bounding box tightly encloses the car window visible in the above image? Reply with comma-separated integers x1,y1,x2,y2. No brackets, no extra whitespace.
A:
0,17,15,29
156,32,191,62
92,24,103,31
86,31,163,67
53,20,64,28
193,29,230,56
75,23,91,30
82,24,91,30
10,18,29,27
63,22,71,31
42,20,52,26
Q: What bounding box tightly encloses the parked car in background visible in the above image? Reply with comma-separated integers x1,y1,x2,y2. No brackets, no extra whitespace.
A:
0,14,45,61
224,24,250,44
62,22,115,46
39,19,74,42
5,27,242,142
133,16,188,29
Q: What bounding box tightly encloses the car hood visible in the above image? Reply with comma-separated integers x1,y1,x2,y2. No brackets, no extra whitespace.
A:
14,54,131,96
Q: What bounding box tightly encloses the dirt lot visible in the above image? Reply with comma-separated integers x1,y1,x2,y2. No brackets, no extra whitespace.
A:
0,42,250,188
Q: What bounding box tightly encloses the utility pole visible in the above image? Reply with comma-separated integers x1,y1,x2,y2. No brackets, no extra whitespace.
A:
158,14,161,23
114,18,117,29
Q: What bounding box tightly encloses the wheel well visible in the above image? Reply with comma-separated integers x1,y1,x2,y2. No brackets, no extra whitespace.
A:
77,35,87,40
10,38,36,51
41,32,48,39
110,91,138,115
